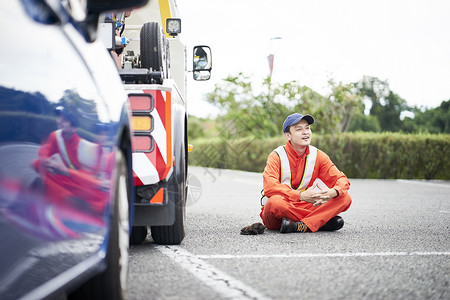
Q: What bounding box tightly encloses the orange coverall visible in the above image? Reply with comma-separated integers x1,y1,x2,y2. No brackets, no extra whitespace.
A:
261,141,352,232
33,131,109,213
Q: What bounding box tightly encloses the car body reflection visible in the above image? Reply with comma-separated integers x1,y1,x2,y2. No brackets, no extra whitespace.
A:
0,0,143,298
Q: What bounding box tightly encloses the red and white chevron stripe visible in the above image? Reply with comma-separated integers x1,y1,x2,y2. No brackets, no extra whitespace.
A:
128,87,172,186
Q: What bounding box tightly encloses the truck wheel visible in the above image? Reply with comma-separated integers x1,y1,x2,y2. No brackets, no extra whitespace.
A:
70,151,130,300
151,138,186,245
140,22,165,76
129,226,147,245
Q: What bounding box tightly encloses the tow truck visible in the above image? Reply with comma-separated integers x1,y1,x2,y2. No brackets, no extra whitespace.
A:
99,0,211,245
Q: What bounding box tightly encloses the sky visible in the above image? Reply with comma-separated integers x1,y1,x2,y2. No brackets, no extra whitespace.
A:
177,0,450,118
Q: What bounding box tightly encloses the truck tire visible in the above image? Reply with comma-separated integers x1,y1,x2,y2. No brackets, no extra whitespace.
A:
129,226,147,245
70,151,130,300
151,138,186,245
140,22,164,75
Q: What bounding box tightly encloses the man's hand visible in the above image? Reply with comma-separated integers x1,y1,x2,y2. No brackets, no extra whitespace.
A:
44,155,69,176
299,182,338,207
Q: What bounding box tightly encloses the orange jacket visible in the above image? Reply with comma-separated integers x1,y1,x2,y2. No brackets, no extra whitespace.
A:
263,142,350,202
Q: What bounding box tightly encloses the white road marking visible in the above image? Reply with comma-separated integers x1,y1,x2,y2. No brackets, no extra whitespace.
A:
156,246,450,299
196,251,450,259
396,179,450,188
156,245,271,300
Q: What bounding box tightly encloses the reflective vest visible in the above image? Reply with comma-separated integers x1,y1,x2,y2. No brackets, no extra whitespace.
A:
55,129,76,169
55,129,101,172
261,145,318,206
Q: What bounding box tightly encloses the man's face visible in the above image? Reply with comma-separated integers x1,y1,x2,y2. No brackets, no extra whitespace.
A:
56,116,73,133
284,119,312,148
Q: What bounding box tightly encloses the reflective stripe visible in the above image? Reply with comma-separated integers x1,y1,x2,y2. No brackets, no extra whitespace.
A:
261,145,318,206
55,130,76,169
274,146,290,186
299,146,317,191
77,139,101,172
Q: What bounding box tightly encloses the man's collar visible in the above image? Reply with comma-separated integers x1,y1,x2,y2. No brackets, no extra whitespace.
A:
286,141,309,158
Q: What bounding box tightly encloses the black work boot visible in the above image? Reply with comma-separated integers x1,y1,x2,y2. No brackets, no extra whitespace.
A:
318,216,344,231
280,218,308,233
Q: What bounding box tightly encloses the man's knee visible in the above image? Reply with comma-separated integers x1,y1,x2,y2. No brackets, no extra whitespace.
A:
265,195,294,218
261,196,286,230
264,195,285,211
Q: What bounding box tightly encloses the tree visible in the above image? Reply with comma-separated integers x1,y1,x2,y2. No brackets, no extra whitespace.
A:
205,73,363,138
430,100,450,133
327,80,364,132
404,100,450,133
200,74,448,136
206,73,288,138
353,76,410,132
348,114,381,132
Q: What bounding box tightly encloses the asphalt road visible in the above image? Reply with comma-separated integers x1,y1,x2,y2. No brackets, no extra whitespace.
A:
128,166,450,300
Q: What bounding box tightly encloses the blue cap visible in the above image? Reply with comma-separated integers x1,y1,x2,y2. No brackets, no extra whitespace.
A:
283,113,314,132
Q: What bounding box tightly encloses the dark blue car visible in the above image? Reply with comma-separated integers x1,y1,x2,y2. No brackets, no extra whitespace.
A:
0,0,147,298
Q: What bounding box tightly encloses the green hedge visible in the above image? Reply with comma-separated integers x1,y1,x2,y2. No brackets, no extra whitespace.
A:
188,133,450,179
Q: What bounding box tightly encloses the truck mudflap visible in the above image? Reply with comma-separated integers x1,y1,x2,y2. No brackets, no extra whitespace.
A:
132,187,175,226
128,88,173,185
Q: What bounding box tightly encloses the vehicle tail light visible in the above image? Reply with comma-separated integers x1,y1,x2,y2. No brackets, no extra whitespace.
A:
132,116,152,131
132,136,153,151
128,93,154,153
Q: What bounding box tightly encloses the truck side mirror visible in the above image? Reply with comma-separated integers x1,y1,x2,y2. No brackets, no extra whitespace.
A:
193,46,212,81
